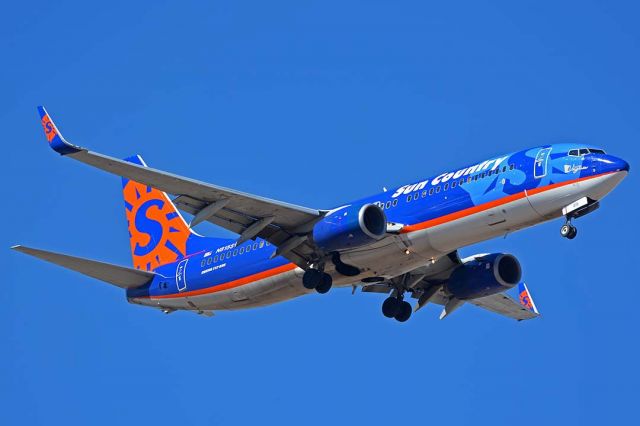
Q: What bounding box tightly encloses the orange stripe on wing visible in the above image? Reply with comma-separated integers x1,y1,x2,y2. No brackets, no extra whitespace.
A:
148,262,298,299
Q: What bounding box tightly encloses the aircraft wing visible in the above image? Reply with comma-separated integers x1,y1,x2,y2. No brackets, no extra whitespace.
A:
37,106,322,267
363,254,540,321
468,286,539,321
12,245,154,289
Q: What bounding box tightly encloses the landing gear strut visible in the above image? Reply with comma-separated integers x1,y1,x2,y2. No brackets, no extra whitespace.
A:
382,294,412,322
560,220,578,240
302,268,333,294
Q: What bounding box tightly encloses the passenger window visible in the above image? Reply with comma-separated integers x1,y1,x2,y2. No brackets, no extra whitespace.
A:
240,247,245,255
253,243,258,250
509,164,515,170
474,175,479,181
459,178,464,186
385,201,391,209
429,188,434,196
481,172,485,179
392,199,398,207
266,242,270,246
467,176,472,183
226,251,231,259
406,195,412,202
259,241,265,248
246,245,251,253
422,190,427,198
214,255,219,262
451,181,457,188
413,193,419,200
233,249,238,256
444,183,449,191
435,186,441,193
502,166,507,173
201,259,206,267
207,257,212,265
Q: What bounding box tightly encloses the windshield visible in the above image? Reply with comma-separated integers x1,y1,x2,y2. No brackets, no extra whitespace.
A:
568,148,606,156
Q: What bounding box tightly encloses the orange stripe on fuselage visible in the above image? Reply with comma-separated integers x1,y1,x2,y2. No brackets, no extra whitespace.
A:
146,262,298,300
144,171,614,300
400,171,614,233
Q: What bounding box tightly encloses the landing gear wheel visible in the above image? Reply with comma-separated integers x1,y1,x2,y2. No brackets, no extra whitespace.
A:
382,297,401,318
560,223,577,239
302,269,322,289
315,273,333,294
394,301,412,322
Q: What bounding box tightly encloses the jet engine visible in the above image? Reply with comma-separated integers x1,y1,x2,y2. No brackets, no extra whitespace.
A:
445,253,522,300
312,204,387,252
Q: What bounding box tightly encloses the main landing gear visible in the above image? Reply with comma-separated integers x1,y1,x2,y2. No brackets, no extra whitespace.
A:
302,268,333,294
560,220,578,240
382,294,413,322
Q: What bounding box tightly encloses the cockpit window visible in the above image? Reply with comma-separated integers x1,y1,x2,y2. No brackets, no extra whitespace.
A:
569,148,606,156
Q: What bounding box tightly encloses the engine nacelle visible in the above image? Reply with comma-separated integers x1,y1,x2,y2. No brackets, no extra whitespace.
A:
445,253,522,300
312,204,387,252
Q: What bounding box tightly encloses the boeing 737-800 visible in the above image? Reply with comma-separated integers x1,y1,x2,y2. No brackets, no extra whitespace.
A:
12,106,630,322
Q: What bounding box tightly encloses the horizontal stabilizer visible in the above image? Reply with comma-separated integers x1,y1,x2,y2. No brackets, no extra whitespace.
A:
12,245,155,289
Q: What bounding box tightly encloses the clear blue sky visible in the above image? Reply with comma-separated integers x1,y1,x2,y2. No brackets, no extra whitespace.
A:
2,1,639,424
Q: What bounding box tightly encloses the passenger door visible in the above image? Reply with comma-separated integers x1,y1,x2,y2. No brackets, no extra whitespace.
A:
534,148,552,178
175,259,188,292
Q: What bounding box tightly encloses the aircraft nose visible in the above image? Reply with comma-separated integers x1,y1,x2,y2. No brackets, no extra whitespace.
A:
599,155,630,174
613,156,630,173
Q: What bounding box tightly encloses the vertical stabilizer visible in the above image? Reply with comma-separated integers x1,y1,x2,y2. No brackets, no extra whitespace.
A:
122,155,195,271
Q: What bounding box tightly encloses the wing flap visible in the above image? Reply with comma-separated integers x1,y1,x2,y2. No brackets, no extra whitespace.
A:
12,245,155,289
469,292,539,321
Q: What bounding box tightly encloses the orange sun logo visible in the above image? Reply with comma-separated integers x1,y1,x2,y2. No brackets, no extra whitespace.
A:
123,180,190,271
41,114,57,142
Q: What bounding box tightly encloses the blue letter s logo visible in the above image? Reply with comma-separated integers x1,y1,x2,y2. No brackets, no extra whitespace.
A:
133,199,165,256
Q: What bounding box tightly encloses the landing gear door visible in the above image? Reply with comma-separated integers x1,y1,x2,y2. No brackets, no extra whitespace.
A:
534,148,552,179
176,259,188,292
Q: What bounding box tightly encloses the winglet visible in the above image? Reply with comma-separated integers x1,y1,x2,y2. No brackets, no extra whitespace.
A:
518,283,539,315
37,106,82,155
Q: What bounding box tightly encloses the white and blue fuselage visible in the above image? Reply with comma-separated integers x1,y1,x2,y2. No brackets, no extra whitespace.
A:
126,143,629,313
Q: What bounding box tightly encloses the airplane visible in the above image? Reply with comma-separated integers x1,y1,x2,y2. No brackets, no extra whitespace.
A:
12,106,630,322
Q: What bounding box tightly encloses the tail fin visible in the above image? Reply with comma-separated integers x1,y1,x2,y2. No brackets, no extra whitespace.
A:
122,155,196,271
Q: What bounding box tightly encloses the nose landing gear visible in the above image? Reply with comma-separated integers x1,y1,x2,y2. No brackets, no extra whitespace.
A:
559,198,600,240
560,221,578,239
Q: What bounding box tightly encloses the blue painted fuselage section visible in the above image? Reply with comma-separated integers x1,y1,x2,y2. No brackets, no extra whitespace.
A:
127,143,629,301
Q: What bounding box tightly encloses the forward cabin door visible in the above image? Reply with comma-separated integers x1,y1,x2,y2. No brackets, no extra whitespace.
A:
533,147,552,179
526,147,564,219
